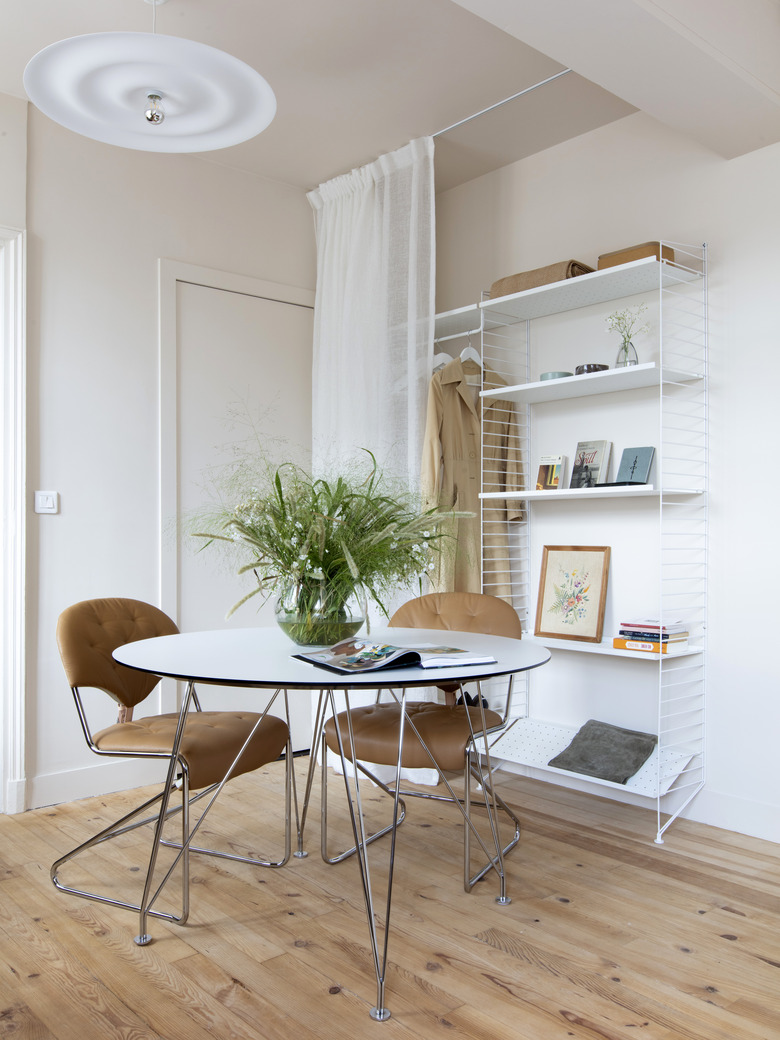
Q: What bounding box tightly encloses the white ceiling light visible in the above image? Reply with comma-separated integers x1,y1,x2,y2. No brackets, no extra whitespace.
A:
23,2,276,153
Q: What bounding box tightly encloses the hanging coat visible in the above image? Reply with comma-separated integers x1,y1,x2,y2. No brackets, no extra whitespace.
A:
421,357,524,602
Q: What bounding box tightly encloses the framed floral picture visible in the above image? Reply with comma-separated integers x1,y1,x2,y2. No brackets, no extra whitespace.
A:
534,545,611,643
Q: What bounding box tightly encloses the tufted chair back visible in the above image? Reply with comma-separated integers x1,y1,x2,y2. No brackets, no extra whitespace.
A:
57,597,179,710
389,591,522,639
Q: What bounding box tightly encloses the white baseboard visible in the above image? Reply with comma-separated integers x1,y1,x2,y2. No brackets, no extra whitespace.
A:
26,759,168,812
684,787,780,844
3,777,27,814
496,761,779,845
19,753,780,847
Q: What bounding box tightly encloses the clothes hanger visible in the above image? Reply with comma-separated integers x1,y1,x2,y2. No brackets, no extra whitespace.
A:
460,344,482,366
460,331,482,368
432,349,454,371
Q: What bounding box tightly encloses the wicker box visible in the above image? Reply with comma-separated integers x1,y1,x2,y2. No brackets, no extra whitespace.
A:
597,241,674,270
489,259,593,299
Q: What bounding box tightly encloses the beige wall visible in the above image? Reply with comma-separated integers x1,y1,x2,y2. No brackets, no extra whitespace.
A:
23,106,315,805
436,111,780,842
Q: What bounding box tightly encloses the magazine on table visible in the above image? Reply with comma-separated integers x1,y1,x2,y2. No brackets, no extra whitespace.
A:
295,637,497,674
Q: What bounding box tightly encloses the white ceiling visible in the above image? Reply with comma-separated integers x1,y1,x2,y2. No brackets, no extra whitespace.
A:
1,0,778,192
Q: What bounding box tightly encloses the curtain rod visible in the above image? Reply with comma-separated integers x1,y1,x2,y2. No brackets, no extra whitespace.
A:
432,68,572,138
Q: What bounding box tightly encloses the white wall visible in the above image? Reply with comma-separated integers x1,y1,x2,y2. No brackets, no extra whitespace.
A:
23,107,315,807
12,96,779,842
436,111,780,842
0,93,27,228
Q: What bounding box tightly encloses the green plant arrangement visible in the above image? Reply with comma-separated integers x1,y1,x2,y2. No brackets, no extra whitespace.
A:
193,451,455,646
605,303,649,366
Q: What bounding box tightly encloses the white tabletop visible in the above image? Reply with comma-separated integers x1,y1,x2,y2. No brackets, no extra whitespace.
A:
113,626,550,690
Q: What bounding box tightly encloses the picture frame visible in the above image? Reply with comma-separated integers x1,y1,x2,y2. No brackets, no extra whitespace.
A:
534,545,611,643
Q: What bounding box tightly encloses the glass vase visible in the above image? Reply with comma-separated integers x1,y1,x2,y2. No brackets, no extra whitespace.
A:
615,340,639,367
274,577,365,647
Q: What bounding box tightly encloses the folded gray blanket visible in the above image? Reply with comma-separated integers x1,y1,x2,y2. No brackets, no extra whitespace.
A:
548,719,657,784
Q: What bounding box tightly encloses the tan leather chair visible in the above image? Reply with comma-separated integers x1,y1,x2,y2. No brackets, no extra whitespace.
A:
53,597,292,944
322,591,523,900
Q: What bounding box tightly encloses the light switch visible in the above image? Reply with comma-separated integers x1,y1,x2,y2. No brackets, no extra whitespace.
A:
34,490,59,514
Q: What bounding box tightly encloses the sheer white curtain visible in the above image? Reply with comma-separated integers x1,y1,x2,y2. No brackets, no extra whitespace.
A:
308,137,438,785
307,136,435,489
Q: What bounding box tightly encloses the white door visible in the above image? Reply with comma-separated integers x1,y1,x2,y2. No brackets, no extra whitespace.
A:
161,263,314,750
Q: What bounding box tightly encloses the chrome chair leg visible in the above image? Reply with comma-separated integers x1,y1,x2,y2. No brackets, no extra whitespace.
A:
464,750,520,898
50,781,192,927
324,681,521,901
135,681,197,944
320,729,407,864
52,682,293,945
296,690,329,858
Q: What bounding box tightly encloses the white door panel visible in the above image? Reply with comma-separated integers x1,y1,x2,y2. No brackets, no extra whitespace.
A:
172,275,313,749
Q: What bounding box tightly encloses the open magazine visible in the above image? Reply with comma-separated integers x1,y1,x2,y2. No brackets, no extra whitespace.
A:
294,637,497,674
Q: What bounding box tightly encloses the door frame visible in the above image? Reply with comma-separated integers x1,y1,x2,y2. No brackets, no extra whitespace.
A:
1,227,26,814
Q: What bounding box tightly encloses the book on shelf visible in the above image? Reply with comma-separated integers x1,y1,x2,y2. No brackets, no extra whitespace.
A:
620,618,689,635
569,440,611,488
295,637,496,674
615,446,655,484
613,637,689,655
619,629,689,642
536,454,565,491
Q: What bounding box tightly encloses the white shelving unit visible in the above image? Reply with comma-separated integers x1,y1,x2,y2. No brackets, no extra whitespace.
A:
433,242,707,842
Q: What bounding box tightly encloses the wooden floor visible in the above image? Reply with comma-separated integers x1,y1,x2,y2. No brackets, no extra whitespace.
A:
1,760,778,1040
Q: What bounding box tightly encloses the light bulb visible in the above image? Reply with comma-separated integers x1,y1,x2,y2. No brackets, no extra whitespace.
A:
145,93,165,125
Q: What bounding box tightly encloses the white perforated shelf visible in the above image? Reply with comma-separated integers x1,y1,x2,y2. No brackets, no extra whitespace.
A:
477,717,693,798
480,486,704,504
480,361,703,405
480,257,701,324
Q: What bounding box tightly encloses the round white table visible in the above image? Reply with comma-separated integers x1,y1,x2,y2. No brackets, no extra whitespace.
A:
114,625,550,1020
114,625,549,690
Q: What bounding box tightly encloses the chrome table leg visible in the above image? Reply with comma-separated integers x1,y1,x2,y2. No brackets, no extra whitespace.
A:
327,687,406,1021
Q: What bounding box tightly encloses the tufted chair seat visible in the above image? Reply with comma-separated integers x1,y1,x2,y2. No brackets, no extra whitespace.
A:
325,701,503,772
93,710,289,790
53,597,292,944
320,591,523,899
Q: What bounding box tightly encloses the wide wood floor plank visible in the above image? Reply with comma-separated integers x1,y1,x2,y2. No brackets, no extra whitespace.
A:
1,764,778,1040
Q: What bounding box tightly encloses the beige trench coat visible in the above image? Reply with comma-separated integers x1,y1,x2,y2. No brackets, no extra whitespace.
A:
421,357,524,602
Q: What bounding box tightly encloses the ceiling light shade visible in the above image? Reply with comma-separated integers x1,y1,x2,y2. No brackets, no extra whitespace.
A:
23,32,276,152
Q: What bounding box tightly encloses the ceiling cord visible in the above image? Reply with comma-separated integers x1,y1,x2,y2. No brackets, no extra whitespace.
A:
432,68,572,138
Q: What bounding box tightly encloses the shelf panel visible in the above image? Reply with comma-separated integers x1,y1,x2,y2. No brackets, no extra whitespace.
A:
433,303,481,343
480,257,701,324
479,486,703,503
481,361,702,404
522,634,703,660
478,717,694,797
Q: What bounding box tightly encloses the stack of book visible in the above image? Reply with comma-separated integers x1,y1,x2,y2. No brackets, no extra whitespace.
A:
613,619,689,655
